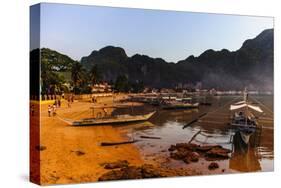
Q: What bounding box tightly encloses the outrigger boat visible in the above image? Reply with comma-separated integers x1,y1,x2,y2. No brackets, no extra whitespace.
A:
229,88,263,144
229,89,263,128
72,111,156,126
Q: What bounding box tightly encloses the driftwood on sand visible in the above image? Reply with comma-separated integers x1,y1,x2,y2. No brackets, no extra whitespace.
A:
188,130,201,144
183,113,207,129
140,135,161,139
100,140,138,146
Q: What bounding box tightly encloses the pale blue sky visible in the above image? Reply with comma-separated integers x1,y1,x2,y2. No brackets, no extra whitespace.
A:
37,3,273,62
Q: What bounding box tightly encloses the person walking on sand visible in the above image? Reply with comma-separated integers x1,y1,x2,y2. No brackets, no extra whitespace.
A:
48,105,52,117
52,104,56,116
67,98,71,108
56,99,59,108
58,99,61,108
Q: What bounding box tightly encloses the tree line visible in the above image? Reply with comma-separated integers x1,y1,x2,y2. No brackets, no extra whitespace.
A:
39,48,144,95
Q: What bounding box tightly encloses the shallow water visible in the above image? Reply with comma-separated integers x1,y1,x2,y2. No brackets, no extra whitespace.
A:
121,95,274,174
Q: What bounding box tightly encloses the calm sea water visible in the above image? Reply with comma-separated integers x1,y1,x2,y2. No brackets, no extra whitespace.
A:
117,95,274,174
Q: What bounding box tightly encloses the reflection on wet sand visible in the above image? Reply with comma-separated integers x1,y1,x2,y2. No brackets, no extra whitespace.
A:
229,129,261,172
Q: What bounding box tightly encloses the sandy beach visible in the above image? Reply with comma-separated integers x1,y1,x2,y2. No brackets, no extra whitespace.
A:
35,95,145,184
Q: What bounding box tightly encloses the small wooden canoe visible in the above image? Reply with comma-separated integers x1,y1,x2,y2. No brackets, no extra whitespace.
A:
72,111,156,126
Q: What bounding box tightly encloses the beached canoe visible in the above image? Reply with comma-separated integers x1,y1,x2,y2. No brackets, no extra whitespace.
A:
72,111,156,126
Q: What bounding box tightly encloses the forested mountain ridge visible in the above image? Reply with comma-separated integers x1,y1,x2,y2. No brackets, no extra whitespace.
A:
34,28,273,92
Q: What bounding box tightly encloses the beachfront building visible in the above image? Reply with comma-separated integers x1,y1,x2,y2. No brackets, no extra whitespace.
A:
160,88,176,94
92,83,112,93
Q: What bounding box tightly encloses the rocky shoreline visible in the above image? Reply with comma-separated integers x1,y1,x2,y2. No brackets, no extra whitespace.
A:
98,143,231,181
169,143,231,163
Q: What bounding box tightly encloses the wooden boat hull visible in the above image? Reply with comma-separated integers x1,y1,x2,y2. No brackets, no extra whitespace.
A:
72,111,156,126
239,131,251,145
230,123,257,129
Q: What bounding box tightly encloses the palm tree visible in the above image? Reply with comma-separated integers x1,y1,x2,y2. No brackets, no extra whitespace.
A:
71,62,84,94
89,65,101,86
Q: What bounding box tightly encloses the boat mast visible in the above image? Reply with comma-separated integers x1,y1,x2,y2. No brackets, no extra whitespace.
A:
244,87,248,126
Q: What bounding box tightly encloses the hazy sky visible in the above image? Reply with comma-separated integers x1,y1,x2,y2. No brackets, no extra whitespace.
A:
37,3,273,62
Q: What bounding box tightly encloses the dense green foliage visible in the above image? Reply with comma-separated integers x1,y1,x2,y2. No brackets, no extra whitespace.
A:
40,48,91,95
40,48,76,95
114,75,130,92
89,65,101,86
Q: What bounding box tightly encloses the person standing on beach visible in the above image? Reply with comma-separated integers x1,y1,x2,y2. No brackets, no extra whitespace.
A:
56,99,59,108
48,105,52,117
67,98,71,108
52,105,56,116
58,99,61,108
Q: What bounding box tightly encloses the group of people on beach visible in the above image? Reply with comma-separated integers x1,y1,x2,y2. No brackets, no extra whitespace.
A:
48,99,61,117
48,104,57,117
48,95,75,117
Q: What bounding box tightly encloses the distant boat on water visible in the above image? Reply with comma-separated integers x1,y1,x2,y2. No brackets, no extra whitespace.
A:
161,96,199,110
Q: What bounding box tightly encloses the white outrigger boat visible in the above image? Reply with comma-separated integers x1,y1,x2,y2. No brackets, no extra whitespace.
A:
72,111,156,126
230,89,263,128
229,89,263,144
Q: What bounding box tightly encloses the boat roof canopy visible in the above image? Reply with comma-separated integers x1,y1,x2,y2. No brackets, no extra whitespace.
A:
234,100,246,105
230,103,263,113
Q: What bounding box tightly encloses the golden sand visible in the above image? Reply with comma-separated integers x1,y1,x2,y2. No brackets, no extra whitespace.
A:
35,95,144,185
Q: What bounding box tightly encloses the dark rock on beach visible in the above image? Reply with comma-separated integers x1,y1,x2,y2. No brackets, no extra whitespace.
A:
141,164,163,178
104,160,129,169
168,145,177,152
98,164,165,181
196,145,222,152
170,149,191,160
205,147,231,159
71,150,86,156
168,143,199,153
189,152,200,162
182,152,200,164
168,142,231,164
208,162,219,170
